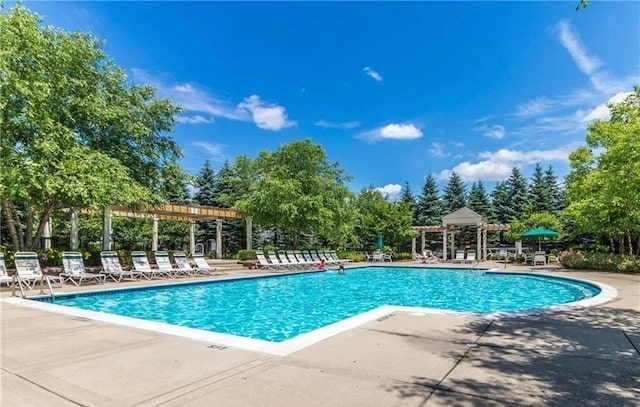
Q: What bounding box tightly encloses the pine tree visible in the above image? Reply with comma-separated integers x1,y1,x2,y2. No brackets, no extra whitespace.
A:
416,174,443,225
504,167,528,221
527,163,552,213
399,181,418,225
212,160,246,257
193,160,217,247
490,181,510,224
467,181,493,220
442,171,466,213
544,165,566,213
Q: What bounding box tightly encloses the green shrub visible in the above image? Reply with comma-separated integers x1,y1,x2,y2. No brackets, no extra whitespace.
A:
237,249,257,260
559,251,640,273
394,252,413,261
337,250,364,262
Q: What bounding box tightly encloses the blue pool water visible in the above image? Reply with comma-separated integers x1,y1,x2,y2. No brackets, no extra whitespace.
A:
48,267,599,342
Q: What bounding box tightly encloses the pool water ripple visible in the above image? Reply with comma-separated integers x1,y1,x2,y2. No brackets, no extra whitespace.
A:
51,267,599,342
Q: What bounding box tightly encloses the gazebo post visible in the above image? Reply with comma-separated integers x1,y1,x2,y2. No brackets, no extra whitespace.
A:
411,237,416,256
246,217,252,250
152,216,158,251
189,221,195,254
476,226,481,261
442,229,447,261
421,231,425,253
216,219,223,259
482,228,487,261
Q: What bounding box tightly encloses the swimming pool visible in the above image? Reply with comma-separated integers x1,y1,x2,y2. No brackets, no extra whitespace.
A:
43,267,600,343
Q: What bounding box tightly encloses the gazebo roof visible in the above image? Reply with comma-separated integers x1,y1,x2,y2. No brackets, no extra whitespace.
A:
442,207,487,226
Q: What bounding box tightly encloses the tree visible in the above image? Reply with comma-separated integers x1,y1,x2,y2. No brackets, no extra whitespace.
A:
353,188,414,251
0,5,181,250
399,181,418,225
506,212,564,245
527,163,553,213
544,166,566,213
490,181,510,224
467,181,493,220
416,174,443,225
504,167,529,221
236,139,353,249
565,87,640,255
442,172,466,213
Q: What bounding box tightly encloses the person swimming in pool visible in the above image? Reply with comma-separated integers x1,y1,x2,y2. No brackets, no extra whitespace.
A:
318,258,326,270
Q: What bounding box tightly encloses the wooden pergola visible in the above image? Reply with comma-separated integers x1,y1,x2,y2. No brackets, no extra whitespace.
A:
411,207,510,261
67,203,249,258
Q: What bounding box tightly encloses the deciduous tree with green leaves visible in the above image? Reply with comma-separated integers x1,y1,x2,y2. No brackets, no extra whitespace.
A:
0,5,181,250
235,139,353,249
565,87,640,255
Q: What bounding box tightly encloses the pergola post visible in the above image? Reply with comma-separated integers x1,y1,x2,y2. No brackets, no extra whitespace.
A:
450,229,455,259
152,216,159,251
476,226,482,262
420,231,425,253
246,217,252,250
482,229,487,261
442,229,447,261
102,207,112,251
189,221,195,254
216,219,223,259
70,208,79,250
42,217,52,250
411,237,416,256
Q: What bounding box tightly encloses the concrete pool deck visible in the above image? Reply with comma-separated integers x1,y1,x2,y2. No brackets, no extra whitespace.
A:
2,262,639,406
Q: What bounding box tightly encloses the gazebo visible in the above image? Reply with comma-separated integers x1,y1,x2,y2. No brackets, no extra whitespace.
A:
411,207,510,261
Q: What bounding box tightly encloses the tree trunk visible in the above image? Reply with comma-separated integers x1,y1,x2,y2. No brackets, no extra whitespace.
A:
609,236,615,254
627,230,633,256
636,234,640,256
32,203,55,251
25,206,35,250
618,235,625,256
1,197,21,250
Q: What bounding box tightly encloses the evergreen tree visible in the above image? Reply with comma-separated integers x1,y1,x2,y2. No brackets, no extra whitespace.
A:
490,181,510,224
442,171,466,213
504,167,528,221
212,160,246,257
467,181,493,220
544,165,566,213
399,181,418,225
527,163,552,213
193,160,217,247
416,174,443,225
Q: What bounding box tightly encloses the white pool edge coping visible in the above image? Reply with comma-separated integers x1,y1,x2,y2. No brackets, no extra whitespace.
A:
2,270,618,357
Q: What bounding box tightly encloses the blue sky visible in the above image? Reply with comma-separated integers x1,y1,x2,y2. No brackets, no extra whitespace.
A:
16,1,640,199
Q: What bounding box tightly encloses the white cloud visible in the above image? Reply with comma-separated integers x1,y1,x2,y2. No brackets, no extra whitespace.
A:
437,145,579,182
176,115,215,124
313,120,361,129
192,142,225,161
516,97,554,118
482,124,506,139
429,142,448,157
359,123,423,142
473,116,494,124
362,66,383,82
237,95,296,131
581,91,632,123
555,20,602,75
131,69,248,122
375,184,402,200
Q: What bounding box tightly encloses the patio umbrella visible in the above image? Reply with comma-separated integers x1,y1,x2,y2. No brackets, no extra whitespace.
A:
521,227,558,250
377,232,384,250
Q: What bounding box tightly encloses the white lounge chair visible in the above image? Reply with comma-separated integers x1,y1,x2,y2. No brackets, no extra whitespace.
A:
0,253,15,287
153,251,184,277
294,250,314,267
172,252,198,276
465,251,476,264
100,251,143,282
267,251,291,269
278,250,298,269
14,252,62,289
131,251,170,279
423,250,440,264
255,251,276,270
61,252,106,286
533,251,547,266
192,253,226,275
452,250,465,263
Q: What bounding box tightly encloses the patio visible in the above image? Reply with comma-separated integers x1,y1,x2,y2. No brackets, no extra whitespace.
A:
2,263,639,406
